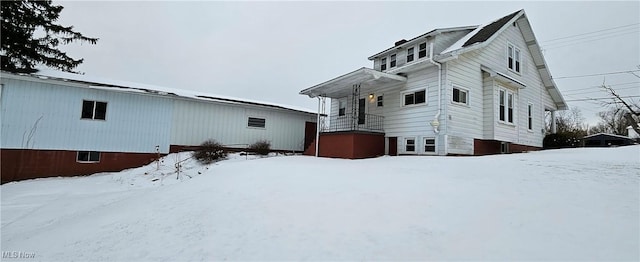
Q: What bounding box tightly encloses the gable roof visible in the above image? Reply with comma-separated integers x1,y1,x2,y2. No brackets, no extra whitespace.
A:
438,9,567,110
1,70,316,115
462,10,520,47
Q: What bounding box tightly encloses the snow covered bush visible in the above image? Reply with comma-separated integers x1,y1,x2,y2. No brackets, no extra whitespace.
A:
249,140,271,155
193,139,227,164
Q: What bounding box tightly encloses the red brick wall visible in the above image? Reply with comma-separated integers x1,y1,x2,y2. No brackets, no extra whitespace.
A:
304,132,385,159
473,139,541,155
1,149,159,183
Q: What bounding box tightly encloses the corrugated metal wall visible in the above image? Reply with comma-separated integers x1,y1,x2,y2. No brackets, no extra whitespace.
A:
170,99,316,151
1,78,173,153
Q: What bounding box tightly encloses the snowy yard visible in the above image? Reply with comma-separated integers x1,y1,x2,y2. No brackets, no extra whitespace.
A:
1,146,639,261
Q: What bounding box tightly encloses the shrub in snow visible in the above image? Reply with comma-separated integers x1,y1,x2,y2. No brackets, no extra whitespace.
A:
249,140,271,155
193,139,227,164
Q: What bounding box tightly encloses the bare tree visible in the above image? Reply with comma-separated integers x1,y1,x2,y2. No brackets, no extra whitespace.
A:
600,76,640,136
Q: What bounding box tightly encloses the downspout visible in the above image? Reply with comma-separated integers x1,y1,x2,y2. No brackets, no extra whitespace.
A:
315,96,321,157
427,43,442,134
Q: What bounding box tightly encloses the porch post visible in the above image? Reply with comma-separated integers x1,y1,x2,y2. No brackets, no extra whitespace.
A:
315,96,321,157
551,110,557,134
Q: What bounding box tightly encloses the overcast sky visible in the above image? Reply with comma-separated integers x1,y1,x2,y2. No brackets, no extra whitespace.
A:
55,0,639,125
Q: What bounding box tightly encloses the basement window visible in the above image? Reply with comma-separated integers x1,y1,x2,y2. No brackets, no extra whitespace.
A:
248,117,266,128
403,89,426,106
77,151,100,163
81,100,107,120
405,138,416,152
424,138,436,153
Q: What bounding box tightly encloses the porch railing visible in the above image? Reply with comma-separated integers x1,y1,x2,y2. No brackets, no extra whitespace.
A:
322,113,384,133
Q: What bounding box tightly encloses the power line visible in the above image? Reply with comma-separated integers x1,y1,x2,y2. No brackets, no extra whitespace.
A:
541,29,638,50
540,23,640,43
564,95,640,102
554,70,640,80
563,85,639,95
561,81,640,94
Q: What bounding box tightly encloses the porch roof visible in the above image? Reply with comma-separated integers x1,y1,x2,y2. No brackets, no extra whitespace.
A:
299,67,407,98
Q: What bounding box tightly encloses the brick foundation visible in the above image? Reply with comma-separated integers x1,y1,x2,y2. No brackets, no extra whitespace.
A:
1,149,159,184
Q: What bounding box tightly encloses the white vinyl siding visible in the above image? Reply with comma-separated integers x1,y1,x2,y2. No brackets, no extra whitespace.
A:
444,19,556,151
171,99,315,152
0,77,173,153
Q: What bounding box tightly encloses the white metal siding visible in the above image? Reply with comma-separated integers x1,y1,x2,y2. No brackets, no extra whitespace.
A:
444,22,556,151
170,99,316,151
1,78,173,153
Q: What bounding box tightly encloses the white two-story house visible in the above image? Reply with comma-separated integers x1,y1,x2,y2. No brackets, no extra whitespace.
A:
300,9,567,158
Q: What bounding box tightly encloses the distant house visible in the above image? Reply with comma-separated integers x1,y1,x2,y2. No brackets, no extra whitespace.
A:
1,71,317,183
583,133,635,147
300,9,566,158
627,126,640,140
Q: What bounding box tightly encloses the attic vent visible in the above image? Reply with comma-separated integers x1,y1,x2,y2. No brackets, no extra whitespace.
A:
395,39,408,46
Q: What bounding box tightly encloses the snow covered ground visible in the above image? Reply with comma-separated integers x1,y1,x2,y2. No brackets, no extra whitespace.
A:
2,147,639,261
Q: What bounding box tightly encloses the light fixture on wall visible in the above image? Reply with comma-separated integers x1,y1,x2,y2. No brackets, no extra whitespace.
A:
368,94,374,100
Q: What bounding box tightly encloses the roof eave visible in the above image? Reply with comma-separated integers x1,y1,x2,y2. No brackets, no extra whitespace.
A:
367,25,478,60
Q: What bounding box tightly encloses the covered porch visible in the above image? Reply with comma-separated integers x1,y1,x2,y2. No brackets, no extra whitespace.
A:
300,67,407,158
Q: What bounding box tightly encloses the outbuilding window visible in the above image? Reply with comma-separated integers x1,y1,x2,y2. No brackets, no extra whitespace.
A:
77,151,100,163
81,100,107,120
248,117,266,128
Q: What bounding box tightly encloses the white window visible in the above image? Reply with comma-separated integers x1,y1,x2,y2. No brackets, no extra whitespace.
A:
377,95,383,107
406,47,414,62
381,57,387,71
248,117,266,128
390,54,396,68
452,86,468,105
81,100,107,120
402,89,426,106
338,100,346,116
528,103,533,130
424,138,436,153
77,151,100,163
499,89,515,124
405,138,416,152
508,43,521,73
418,42,427,58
